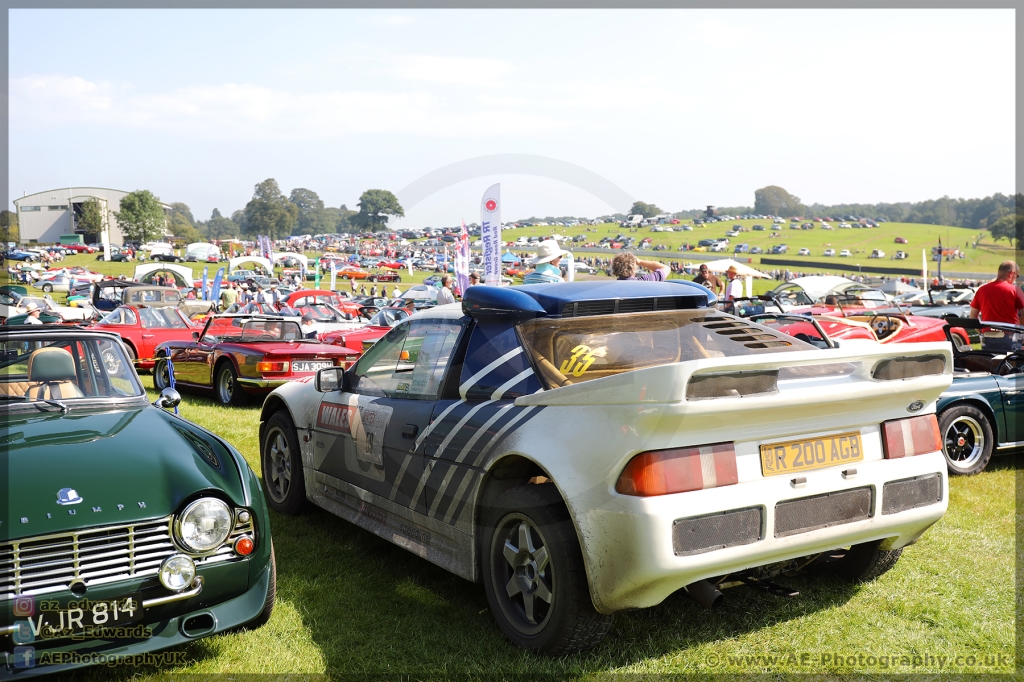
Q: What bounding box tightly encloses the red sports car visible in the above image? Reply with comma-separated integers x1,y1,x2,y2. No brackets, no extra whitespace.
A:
153,315,358,405
88,304,202,369
768,313,970,346
283,289,362,317
320,307,411,355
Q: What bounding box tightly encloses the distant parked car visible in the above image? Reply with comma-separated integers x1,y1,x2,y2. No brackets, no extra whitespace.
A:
839,249,852,257
895,237,908,244
798,248,811,256
870,249,886,258
823,248,836,257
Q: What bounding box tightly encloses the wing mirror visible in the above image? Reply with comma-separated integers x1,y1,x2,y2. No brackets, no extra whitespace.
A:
192,331,200,340
153,387,181,410
316,367,346,392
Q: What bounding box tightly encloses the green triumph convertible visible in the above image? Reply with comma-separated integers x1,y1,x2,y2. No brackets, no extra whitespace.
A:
0,326,275,677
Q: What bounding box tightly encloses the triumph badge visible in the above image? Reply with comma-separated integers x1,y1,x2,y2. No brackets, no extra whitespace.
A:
56,488,83,506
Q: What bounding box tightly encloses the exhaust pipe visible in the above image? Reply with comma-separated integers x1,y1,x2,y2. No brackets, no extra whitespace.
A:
685,580,724,610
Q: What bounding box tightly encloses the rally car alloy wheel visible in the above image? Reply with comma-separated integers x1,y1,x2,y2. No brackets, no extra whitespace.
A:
939,404,993,475
261,410,307,515
481,484,613,655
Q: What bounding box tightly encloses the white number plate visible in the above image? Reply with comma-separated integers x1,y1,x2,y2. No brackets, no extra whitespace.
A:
293,360,334,373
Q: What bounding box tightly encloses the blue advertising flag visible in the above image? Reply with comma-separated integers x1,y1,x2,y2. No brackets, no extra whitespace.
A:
211,267,225,302
201,266,209,301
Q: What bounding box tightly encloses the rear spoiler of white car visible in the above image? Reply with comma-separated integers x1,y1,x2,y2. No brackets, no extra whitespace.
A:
515,342,952,408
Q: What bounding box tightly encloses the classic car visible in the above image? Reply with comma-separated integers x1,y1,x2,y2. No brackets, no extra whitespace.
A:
896,287,976,320
282,289,362,318
770,276,889,310
32,275,91,294
363,271,402,283
257,281,952,654
934,318,1024,475
0,326,274,676
88,304,202,369
319,307,411,354
152,315,359,406
334,266,371,281
1,294,94,324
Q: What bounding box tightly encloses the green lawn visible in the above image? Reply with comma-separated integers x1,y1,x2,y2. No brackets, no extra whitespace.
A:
64,377,1015,679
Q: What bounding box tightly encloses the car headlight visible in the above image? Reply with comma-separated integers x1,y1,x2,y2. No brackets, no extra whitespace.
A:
176,497,233,553
159,554,196,591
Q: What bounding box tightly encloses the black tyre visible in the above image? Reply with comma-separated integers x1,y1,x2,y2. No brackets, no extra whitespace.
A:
395,276,401,283
481,484,613,655
939,404,994,475
261,411,307,515
153,357,171,390
817,540,903,583
215,362,247,406
174,257,182,263
41,283,53,293
369,275,378,282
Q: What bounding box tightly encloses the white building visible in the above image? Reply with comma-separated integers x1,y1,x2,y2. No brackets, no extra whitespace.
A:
12,187,170,245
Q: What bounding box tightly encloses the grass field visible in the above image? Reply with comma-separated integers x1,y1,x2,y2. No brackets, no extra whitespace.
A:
8,244,1016,678
62,377,1015,679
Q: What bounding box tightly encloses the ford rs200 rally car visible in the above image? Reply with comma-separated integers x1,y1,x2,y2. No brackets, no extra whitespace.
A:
257,280,953,655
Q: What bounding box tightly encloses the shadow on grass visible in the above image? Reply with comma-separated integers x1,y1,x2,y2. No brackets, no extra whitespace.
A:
271,506,864,676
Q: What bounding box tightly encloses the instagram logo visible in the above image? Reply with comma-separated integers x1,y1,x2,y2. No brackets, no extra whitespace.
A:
13,596,34,617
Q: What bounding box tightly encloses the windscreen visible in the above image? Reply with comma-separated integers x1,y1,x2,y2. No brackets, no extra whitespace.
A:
0,336,144,401
203,318,305,342
518,310,814,389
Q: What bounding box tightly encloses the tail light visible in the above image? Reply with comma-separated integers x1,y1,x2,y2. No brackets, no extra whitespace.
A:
881,415,941,459
616,443,737,496
257,360,289,373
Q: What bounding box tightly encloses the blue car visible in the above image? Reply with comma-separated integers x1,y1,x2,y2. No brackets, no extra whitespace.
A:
936,317,1024,475
4,249,39,262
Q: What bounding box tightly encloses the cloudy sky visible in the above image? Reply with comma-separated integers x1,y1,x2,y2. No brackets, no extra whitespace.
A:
9,8,1016,227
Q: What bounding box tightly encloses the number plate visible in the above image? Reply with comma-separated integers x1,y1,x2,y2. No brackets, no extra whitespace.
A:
293,360,334,373
17,594,144,643
760,432,863,476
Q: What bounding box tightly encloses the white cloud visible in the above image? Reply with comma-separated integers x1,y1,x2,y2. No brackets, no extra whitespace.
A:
10,74,568,140
382,15,413,25
386,54,514,86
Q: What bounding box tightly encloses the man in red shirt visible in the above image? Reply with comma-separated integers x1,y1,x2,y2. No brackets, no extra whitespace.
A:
969,260,1024,350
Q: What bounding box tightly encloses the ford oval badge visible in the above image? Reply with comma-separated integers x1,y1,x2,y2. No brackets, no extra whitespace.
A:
56,488,83,506
907,401,925,413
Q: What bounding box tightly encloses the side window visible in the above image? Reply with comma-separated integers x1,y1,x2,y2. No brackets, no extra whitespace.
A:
351,319,463,399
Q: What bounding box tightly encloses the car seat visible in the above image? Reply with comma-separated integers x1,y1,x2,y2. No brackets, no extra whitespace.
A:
26,347,84,400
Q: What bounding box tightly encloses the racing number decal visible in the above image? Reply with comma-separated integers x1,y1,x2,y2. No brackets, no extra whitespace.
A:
559,344,596,378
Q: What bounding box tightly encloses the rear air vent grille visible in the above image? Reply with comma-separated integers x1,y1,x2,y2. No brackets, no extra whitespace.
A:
560,296,699,317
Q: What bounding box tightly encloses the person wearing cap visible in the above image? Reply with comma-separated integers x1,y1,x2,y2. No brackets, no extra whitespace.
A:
436,275,456,305
725,265,743,301
300,315,318,339
523,240,569,285
467,272,480,288
23,302,44,324
692,263,724,295
611,252,669,281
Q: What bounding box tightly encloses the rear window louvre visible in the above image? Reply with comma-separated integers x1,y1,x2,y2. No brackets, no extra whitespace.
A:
560,296,699,318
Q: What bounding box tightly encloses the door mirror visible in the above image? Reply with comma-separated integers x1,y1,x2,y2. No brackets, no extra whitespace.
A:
316,367,346,392
153,387,181,410
192,331,200,340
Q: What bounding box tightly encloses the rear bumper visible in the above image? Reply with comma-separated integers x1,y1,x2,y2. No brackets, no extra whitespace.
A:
579,452,949,614
237,378,292,391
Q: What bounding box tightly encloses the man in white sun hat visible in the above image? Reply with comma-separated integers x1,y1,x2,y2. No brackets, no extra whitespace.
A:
23,301,44,324
523,239,570,285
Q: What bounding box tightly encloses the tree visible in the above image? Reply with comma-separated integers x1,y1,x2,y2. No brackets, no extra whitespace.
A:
205,208,240,240
353,190,404,232
629,201,661,218
114,190,166,244
0,210,19,244
754,186,805,217
289,188,330,235
242,179,298,240
77,199,104,238
169,202,195,227
989,211,1024,248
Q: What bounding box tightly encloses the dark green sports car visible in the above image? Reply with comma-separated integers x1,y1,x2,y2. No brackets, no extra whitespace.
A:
0,325,274,677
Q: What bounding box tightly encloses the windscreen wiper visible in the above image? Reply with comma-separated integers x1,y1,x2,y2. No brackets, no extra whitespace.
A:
32,398,70,414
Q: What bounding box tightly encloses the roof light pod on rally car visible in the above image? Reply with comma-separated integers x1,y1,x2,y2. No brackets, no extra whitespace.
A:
616,443,738,496
881,415,942,459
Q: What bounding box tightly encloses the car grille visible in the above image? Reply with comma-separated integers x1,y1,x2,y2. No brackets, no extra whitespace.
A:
560,296,701,317
774,487,873,538
0,513,255,601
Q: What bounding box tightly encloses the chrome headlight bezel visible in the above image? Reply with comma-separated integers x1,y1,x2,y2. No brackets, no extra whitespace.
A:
174,497,233,555
158,553,197,591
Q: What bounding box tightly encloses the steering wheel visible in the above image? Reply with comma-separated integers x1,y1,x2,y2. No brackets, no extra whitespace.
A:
995,351,1024,376
257,334,276,341
866,315,890,339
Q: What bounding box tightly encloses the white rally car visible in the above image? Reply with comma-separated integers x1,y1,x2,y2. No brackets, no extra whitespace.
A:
258,280,952,654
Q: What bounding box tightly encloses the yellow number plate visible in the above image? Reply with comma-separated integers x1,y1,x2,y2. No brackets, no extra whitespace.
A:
760,432,863,476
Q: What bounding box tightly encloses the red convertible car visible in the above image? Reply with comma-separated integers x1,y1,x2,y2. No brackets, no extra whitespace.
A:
88,304,201,369
152,314,358,405
283,289,362,318
319,307,411,354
